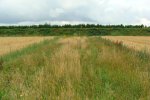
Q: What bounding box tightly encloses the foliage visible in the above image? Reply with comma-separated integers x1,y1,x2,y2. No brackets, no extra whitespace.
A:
0,24,150,36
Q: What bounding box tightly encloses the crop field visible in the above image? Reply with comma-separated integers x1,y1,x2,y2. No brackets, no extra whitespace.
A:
102,36,150,53
0,37,53,56
0,36,150,99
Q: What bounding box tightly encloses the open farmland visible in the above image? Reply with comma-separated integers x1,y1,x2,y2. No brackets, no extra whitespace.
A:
0,36,150,99
102,36,150,53
0,37,53,56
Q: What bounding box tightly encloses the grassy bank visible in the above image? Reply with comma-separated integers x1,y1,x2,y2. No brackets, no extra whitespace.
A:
0,37,150,99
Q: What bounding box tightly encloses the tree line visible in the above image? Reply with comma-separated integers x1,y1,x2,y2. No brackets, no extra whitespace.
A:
0,24,146,29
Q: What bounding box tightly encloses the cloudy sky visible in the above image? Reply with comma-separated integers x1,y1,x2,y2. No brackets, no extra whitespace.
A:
0,0,150,25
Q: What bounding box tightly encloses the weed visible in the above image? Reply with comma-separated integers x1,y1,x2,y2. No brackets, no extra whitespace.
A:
0,58,3,70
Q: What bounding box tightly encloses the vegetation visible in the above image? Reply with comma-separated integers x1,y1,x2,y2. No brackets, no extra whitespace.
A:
102,36,150,53
0,24,150,36
0,37,53,56
0,37,149,99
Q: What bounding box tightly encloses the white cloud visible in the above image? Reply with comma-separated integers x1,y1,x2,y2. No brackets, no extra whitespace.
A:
136,18,150,26
0,0,150,25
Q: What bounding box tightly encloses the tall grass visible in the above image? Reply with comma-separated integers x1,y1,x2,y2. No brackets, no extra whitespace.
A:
0,36,149,99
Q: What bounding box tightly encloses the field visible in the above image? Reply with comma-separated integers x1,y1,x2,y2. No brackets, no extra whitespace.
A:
0,37,53,56
0,36,150,99
102,36,150,53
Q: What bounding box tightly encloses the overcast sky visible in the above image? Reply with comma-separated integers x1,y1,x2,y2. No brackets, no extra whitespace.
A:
0,0,150,25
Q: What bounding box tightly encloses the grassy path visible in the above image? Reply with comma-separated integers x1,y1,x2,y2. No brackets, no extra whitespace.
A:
0,37,150,100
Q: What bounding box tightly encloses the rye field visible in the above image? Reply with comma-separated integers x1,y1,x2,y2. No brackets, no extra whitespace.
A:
0,36,150,99
102,36,150,53
0,37,53,56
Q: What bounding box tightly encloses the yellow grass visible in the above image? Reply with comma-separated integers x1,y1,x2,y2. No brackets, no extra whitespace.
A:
51,37,87,99
0,37,53,56
0,37,150,99
102,36,150,53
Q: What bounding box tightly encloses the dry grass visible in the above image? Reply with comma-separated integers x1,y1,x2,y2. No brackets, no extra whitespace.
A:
0,37,53,56
102,36,150,53
50,37,86,99
0,36,150,99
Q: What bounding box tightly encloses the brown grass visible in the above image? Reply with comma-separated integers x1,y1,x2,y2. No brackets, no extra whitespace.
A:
50,37,87,99
0,37,53,56
102,36,150,52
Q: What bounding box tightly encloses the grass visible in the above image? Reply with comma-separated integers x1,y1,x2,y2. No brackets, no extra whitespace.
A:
0,36,150,99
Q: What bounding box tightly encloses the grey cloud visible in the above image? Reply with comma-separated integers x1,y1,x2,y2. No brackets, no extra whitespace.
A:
0,0,150,25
